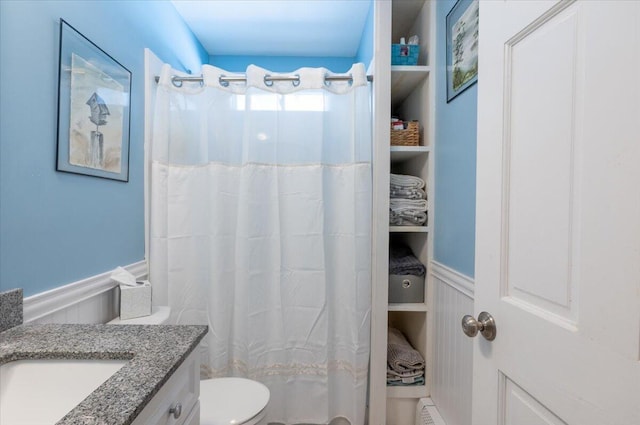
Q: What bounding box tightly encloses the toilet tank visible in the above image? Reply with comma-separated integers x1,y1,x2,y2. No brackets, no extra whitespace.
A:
107,306,171,325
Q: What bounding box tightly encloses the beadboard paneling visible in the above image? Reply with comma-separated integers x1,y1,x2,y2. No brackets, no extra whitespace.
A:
24,261,147,324
28,288,119,325
431,261,474,425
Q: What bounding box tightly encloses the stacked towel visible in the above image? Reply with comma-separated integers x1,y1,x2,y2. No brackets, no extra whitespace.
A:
389,243,426,276
390,174,427,226
387,327,425,386
391,173,425,190
389,199,428,225
390,187,426,200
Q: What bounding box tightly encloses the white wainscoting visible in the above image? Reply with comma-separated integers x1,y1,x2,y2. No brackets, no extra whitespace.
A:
24,261,147,324
431,261,474,425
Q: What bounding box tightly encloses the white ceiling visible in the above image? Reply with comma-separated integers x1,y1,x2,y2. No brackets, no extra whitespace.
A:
170,0,371,57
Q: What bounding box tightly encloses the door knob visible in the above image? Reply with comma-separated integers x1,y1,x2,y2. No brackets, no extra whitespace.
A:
169,402,182,419
461,311,496,341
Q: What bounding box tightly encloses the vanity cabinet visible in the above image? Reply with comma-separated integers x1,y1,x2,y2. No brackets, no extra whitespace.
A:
132,350,201,425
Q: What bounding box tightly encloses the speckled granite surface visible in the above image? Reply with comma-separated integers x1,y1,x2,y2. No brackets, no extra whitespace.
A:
0,288,23,332
0,323,207,425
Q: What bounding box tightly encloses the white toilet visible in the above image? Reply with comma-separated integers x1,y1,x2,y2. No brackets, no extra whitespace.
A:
108,307,270,425
199,377,269,425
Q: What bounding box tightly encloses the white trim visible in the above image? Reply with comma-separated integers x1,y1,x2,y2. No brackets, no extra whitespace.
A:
368,1,392,423
23,261,147,322
144,48,164,275
431,261,475,299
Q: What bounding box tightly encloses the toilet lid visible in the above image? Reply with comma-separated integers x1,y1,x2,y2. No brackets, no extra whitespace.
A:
200,378,270,425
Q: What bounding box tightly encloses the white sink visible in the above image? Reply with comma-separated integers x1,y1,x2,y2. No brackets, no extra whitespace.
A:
0,358,128,424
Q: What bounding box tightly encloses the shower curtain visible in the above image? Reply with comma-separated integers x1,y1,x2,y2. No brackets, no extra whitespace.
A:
149,63,372,424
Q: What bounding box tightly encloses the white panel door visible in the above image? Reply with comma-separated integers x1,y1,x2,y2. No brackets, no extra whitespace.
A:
473,1,640,424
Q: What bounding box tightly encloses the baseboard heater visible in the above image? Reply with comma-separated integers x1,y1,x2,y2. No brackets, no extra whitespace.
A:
416,398,446,425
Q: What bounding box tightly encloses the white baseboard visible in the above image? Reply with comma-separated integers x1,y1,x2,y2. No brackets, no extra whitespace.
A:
430,261,474,299
23,261,147,322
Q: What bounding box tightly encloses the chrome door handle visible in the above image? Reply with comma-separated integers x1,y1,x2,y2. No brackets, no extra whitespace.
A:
461,311,496,341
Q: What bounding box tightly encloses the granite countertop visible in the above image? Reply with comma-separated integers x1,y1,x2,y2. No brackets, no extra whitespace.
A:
0,323,208,425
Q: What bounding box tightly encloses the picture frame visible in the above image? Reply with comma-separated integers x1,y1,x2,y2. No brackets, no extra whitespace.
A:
56,19,131,181
446,0,479,102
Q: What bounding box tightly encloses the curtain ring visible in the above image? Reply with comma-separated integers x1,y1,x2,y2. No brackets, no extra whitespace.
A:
264,74,274,87
219,75,230,87
324,74,331,87
292,75,301,87
171,76,183,88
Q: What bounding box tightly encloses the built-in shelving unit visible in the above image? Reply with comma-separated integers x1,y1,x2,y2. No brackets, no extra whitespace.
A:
389,226,429,233
368,1,435,423
387,385,429,399
388,303,429,312
390,66,431,105
383,1,435,424
390,145,430,162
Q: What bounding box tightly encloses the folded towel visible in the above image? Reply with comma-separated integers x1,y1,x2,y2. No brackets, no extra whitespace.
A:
390,198,428,212
387,368,424,379
389,198,428,226
386,375,425,386
390,187,426,200
391,173,426,190
389,210,428,226
387,327,425,373
389,244,426,276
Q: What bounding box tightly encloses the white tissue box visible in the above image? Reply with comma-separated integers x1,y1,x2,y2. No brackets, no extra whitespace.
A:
119,281,152,320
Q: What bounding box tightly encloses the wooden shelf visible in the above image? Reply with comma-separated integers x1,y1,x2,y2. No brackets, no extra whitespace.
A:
391,66,431,106
388,303,428,312
390,145,430,163
386,384,428,399
389,226,429,233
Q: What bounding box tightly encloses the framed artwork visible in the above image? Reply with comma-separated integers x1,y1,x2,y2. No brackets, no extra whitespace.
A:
56,19,131,181
446,0,479,102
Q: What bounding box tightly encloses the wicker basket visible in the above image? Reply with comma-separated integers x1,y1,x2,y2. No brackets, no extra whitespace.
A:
390,121,419,146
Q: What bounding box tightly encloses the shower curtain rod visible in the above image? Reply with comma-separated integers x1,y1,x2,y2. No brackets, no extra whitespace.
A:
154,73,373,87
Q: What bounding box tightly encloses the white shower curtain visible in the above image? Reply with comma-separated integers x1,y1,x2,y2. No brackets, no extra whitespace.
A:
149,63,372,424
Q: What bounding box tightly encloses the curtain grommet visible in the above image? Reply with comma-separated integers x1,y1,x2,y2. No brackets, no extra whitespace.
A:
264,75,274,87
292,75,301,87
219,75,230,87
171,76,183,88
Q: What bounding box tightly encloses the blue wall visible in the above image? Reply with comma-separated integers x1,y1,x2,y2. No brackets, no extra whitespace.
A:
433,0,477,278
209,55,356,73
210,0,373,73
0,1,208,296
355,0,374,68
